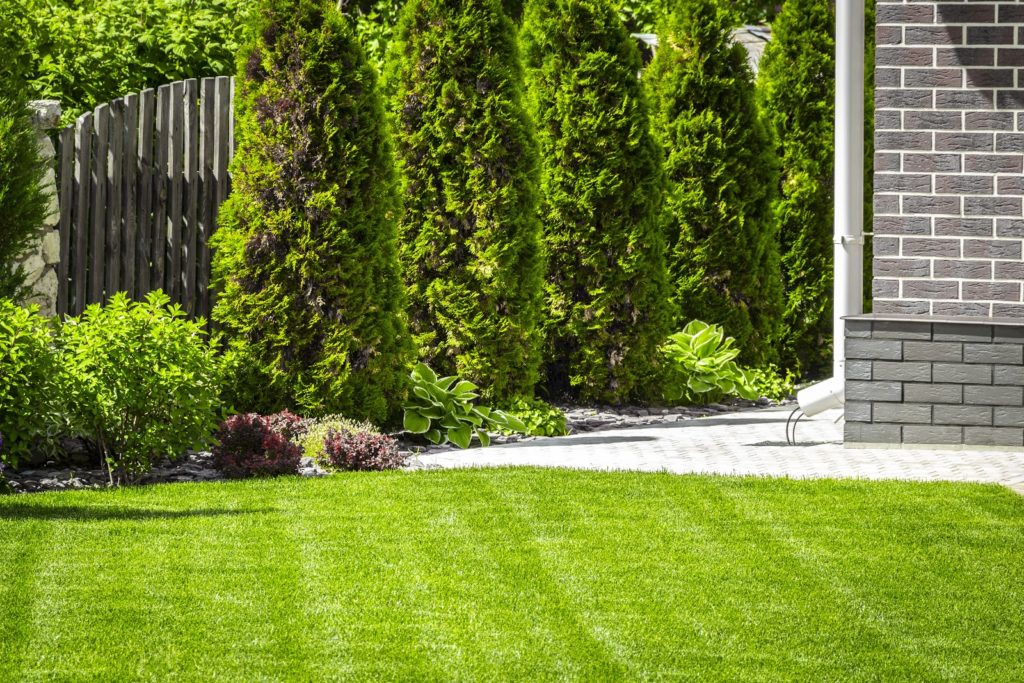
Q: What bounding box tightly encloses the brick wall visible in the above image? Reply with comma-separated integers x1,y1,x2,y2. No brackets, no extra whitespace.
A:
844,317,1024,447
874,1,1024,318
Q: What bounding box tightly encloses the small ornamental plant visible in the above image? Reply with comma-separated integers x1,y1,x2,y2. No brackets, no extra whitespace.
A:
212,412,304,478
322,429,406,471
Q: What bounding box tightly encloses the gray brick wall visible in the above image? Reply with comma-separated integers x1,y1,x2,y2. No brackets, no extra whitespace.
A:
874,1,1024,318
844,316,1024,447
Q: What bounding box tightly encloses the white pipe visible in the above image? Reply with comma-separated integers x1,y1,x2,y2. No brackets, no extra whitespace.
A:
797,0,865,417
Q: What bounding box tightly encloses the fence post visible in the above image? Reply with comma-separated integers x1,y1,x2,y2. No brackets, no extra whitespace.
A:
20,100,62,316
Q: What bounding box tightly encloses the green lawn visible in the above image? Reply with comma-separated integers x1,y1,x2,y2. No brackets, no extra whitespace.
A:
1,469,1023,681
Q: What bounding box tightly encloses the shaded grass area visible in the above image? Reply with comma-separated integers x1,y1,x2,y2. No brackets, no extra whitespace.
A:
1,469,1023,681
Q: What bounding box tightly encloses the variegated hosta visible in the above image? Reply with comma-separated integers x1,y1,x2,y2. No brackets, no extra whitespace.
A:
661,320,759,404
402,364,527,448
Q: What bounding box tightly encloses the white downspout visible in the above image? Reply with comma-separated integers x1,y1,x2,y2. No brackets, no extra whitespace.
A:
796,0,864,416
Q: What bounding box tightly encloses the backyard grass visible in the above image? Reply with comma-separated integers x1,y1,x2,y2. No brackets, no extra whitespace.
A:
1,469,1023,681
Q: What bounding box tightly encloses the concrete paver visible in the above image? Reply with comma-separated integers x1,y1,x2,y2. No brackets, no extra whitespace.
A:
416,406,1024,494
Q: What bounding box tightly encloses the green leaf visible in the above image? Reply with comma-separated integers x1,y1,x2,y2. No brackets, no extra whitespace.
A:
425,428,444,445
448,425,472,449
403,410,431,434
476,429,491,447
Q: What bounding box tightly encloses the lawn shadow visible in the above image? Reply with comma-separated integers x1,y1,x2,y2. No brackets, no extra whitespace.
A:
0,504,275,522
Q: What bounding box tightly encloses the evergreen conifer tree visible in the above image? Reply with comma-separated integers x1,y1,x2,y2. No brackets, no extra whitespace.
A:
757,0,835,377
211,0,411,424
647,0,782,365
521,0,671,403
384,0,545,401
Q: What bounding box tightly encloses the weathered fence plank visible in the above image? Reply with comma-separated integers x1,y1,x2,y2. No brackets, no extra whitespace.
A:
72,112,92,315
152,84,170,295
123,93,139,297
56,78,234,319
137,89,155,295
106,99,123,297
183,79,199,316
57,127,73,316
89,104,109,304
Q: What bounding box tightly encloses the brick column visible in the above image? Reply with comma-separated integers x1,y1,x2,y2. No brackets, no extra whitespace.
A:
846,1,1024,448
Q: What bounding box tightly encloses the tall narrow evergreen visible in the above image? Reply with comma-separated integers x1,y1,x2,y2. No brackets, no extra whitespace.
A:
211,0,411,424
758,0,835,377
384,0,545,401
521,0,671,403
647,0,783,365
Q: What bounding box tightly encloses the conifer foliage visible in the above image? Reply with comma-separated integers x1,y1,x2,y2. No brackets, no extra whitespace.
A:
385,0,545,401
758,0,835,377
647,0,782,365
521,0,671,403
211,0,411,424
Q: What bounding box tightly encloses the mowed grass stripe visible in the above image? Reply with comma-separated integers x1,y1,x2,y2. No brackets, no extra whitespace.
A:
1,469,1023,681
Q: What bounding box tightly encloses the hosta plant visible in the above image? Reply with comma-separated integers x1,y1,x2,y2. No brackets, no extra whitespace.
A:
402,364,526,448
661,321,759,405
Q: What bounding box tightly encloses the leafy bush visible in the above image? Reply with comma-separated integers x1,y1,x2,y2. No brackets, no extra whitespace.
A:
298,414,378,462
212,412,303,478
647,0,783,366
758,0,835,378
501,397,568,437
403,364,526,448
384,0,545,402
521,0,672,404
60,291,222,483
4,0,252,125
211,0,411,424
661,321,758,405
747,364,796,403
322,429,406,471
0,95,49,301
0,300,64,466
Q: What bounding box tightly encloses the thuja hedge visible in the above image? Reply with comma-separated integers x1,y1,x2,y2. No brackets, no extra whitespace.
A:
211,0,411,425
647,0,783,365
521,0,671,403
758,0,835,378
384,0,545,402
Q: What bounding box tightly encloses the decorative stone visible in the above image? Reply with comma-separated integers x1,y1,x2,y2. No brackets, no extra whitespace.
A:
41,230,60,264
28,100,61,129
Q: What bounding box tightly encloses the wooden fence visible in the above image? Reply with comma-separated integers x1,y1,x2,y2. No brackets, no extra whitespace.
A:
55,76,235,319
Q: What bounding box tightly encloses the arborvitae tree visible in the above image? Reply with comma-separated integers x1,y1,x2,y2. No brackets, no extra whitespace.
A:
384,0,545,401
521,0,671,403
0,39,48,301
647,0,783,365
211,0,411,425
757,0,834,377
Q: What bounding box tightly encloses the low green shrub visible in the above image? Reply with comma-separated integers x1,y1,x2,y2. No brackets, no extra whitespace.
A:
212,411,304,478
501,397,568,437
298,415,379,462
60,291,223,483
661,321,758,405
0,300,64,466
747,364,797,403
403,364,526,448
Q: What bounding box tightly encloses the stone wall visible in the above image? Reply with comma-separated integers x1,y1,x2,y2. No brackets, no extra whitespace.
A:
845,315,1024,447
873,2,1024,317
17,100,61,316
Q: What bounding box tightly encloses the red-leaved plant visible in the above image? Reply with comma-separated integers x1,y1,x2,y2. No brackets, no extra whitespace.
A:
212,411,304,478
322,429,406,471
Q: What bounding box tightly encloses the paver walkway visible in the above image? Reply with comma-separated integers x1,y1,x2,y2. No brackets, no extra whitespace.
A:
417,406,1024,494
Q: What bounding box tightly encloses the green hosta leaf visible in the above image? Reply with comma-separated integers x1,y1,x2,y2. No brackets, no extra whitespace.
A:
452,380,478,396
439,415,464,430
412,385,432,400
476,429,491,447
425,428,444,445
403,410,431,434
687,376,715,393
412,362,437,384
448,425,472,449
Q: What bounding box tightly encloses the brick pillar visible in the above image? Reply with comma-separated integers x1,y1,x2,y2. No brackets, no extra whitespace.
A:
846,2,1024,448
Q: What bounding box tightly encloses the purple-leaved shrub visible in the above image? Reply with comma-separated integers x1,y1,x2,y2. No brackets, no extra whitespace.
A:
213,411,304,478
322,429,406,471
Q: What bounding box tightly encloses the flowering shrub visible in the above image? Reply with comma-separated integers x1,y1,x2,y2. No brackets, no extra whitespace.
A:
322,429,406,472
212,412,303,479
298,415,378,462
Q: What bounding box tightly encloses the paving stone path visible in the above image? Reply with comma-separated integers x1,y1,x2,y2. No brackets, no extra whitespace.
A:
416,405,1024,494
